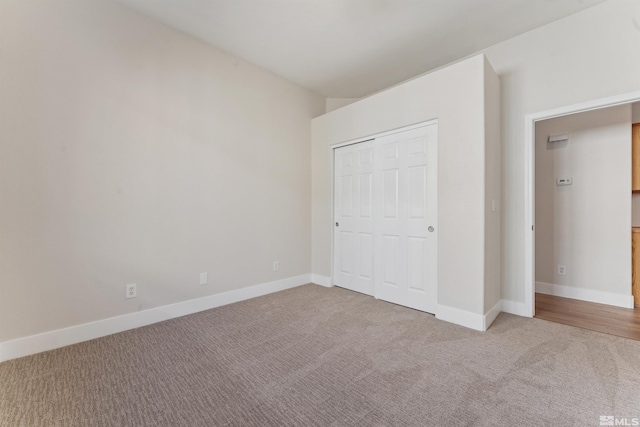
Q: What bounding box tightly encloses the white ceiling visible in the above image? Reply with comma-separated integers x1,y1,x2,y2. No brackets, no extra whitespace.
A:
115,0,607,98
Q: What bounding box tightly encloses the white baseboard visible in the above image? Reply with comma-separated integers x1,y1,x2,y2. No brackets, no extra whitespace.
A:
436,304,485,332
500,299,530,317
536,281,634,309
484,300,502,330
0,274,311,363
436,299,504,332
14,275,619,362
311,274,332,287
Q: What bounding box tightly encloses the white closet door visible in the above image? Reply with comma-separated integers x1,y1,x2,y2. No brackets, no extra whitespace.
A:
374,124,438,313
333,140,376,296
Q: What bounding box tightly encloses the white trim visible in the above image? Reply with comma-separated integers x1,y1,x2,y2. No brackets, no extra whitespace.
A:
527,92,640,123
311,274,332,287
329,120,437,150
436,300,507,332
436,305,485,331
524,90,640,319
535,281,634,309
0,274,311,363
500,299,529,317
484,300,502,331
524,114,535,318
329,141,336,289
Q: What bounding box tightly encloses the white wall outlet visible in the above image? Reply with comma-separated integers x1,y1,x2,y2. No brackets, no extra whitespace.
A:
557,265,566,275
273,261,279,271
199,272,208,285
125,283,137,299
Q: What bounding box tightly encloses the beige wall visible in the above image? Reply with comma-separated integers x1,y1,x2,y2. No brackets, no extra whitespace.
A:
482,0,640,304
0,0,324,342
325,98,361,113
483,59,502,313
535,106,632,296
312,55,499,316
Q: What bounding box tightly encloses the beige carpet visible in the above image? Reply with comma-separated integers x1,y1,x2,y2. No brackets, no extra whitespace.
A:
1,284,639,426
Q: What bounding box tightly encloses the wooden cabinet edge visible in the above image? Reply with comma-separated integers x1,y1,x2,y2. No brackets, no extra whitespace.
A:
633,229,640,307
632,123,640,192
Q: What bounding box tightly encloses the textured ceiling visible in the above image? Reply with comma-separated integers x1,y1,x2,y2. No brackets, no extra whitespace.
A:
115,0,607,97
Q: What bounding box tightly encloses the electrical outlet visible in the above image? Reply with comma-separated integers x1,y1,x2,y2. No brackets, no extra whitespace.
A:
557,265,566,275
273,261,279,272
199,272,208,285
125,283,137,299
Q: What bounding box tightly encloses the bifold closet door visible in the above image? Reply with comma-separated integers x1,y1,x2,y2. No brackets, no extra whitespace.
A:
374,125,437,313
333,140,376,296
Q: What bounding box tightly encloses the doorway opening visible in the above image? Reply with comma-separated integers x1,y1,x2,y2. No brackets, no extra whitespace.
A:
524,91,640,339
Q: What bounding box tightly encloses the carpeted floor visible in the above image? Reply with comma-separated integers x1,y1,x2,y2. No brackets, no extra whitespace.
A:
1,284,639,426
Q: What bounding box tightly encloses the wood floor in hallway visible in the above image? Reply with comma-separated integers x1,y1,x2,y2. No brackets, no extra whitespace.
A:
535,293,640,341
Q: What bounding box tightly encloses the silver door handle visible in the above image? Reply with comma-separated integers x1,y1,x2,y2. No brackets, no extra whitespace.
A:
336,222,339,227
428,226,434,232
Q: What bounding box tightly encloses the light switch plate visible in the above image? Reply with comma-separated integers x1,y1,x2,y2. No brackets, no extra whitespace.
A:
556,177,572,186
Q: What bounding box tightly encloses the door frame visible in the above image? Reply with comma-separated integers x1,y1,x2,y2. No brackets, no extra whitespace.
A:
523,90,640,317
330,119,438,296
